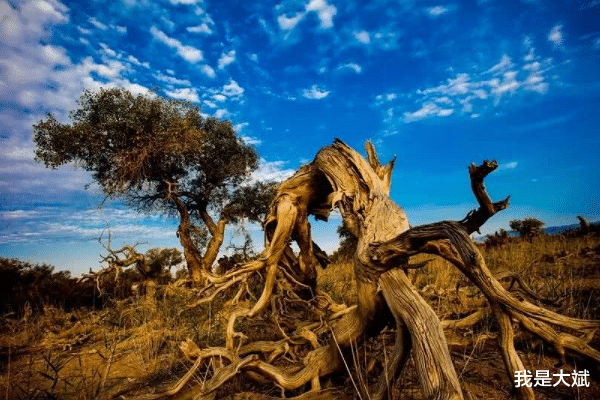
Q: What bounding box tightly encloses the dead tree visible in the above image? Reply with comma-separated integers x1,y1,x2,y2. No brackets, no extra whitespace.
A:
137,139,600,400
82,233,181,301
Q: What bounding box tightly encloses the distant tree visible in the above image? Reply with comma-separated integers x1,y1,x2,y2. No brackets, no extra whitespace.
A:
85,243,183,301
0,258,100,316
33,88,276,285
330,221,358,263
484,228,510,247
509,218,545,238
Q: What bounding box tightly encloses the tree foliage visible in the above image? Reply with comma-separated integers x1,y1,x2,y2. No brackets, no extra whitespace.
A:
33,88,276,284
509,217,545,237
330,221,358,263
0,258,100,317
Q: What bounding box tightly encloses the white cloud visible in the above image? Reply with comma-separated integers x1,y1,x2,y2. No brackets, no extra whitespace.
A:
222,79,244,97
166,88,200,102
427,5,448,16
114,25,127,34
41,44,70,65
127,55,141,64
89,17,108,30
337,62,362,74
77,26,92,35
179,47,204,63
99,42,118,58
521,59,548,94
523,74,548,94
201,64,216,78
420,73,471,96
234,122,249,132
218,50,236,69
490,70,520,98
203,100,217,108
486,54,513,74
155,73,191,86
0,0,68,44
548,24,564,46
278,12,304,30
403,102,454,123
523,61,541,71
250,158,295,183
187,23,213,34
150,26,203,63
215,108,228,118
0,210,41,220
241,136,263,146
378,46,555,125
305,0,337,29
498,161,518,170
302,85,330,99
354,30,370,44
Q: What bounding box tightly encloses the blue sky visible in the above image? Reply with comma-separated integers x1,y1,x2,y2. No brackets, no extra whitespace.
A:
1,0,599,275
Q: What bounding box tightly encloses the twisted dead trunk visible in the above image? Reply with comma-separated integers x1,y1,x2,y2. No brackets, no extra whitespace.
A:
139,140,600,400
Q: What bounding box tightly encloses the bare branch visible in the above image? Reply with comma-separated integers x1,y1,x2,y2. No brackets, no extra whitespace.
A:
460,160,510,234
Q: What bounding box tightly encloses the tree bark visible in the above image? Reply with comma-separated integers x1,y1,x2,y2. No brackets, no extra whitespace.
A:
380,269,463,400
200,211,227,274
172,195,206,285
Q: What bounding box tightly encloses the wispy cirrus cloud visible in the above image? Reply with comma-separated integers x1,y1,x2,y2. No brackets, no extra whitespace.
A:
336,62,362,74
154,72,191,86
498,161,519,171
403,102,454,123
150,26,203,63
302,85,330,99
376,42,555,124
241,136,263,146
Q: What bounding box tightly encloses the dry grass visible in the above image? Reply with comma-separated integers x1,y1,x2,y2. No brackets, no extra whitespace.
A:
1,233,599,399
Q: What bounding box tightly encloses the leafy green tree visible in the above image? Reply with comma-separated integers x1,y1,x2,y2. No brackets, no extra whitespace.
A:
509,218,545,238
34,88,275,285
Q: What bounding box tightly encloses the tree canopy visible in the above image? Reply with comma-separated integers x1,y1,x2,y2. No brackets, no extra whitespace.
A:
34,88,276,284
509,217,545,237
